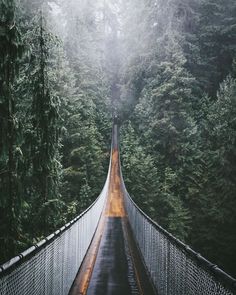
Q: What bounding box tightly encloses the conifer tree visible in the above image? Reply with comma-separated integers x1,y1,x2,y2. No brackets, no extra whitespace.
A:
0,0,23,261
29,12,61,236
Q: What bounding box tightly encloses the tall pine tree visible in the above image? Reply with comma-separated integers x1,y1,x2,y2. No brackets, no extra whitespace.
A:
0,0,23,261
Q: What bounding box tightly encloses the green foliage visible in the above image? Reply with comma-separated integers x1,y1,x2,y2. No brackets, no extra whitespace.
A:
118,0,236,277
120,122,191,241
0,0,24,262
120,122,157,215
61,97,109,212
1,0,236,280
0,0,111,263
189,76,236,275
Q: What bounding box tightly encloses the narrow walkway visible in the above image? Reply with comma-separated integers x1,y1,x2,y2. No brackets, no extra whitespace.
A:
86,149,140,295
69,126,155,295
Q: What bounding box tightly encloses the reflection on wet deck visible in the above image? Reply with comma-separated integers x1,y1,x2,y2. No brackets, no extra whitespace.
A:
69,126,155,295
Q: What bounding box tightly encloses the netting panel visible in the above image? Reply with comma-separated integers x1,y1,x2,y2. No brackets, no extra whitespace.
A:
124,192,235,295
0,184,107,295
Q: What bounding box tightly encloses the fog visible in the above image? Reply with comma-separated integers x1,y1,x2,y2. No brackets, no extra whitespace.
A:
19,0,199,112
46,0,125,107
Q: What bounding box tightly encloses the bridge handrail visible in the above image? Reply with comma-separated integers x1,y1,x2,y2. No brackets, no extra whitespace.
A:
0,167,110,295
0,191,103,276
123,187,236,294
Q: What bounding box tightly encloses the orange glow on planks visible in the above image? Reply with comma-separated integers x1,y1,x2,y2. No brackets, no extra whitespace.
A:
70,147,127,295
106,149,126,217
69,212,105,295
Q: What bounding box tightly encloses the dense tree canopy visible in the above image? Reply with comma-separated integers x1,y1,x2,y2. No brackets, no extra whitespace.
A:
0,0,236,278
118,0,236,276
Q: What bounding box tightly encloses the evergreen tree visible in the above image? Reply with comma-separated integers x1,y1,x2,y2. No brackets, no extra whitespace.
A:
120,122,157,215
0,0,23,261
28,12,61,236
189,76,236,275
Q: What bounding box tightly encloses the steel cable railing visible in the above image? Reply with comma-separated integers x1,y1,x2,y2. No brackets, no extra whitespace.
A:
123,190,236,295
0,173,109,295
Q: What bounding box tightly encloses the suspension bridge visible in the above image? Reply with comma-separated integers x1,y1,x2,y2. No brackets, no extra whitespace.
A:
0,123,236,295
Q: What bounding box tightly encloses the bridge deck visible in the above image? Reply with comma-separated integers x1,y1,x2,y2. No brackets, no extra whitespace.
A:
69,145,155,295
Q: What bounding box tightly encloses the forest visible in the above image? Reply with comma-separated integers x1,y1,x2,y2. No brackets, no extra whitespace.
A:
0,0,236,280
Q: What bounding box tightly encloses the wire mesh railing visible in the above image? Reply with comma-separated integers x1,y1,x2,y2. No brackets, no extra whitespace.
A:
123,190,236,295
0,176,109,295
1,121,236,295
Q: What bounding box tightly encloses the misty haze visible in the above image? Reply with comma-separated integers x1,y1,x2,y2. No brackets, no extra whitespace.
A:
0,0,236,294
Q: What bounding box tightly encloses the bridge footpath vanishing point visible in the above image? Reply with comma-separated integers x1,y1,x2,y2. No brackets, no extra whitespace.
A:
0,123,236,295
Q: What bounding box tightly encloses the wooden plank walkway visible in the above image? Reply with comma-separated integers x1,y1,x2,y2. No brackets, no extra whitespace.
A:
69,126,156,295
